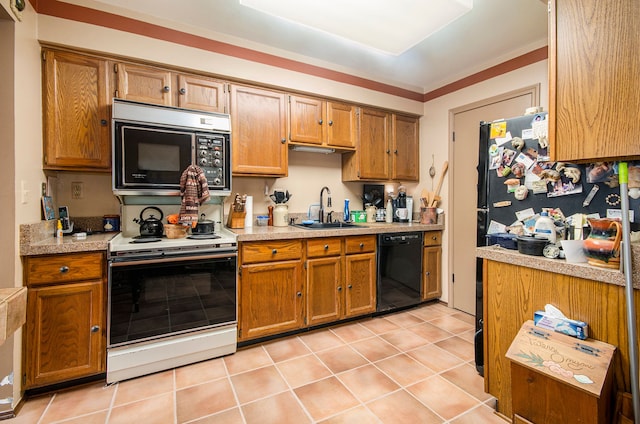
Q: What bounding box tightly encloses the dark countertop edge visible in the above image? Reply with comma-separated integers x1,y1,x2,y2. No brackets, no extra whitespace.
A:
232,222,445,242
477,245,640,289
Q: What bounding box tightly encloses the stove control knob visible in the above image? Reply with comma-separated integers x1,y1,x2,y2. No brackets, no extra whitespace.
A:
213,158,221,167
213,178,221,185
200,158,208,166
213,151,221,158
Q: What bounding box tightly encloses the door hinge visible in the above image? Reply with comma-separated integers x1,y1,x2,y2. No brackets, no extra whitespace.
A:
41,51,46,61
452,131,456,142
22,373,26,386
452,273,455,283
113,63,118,73
304,317,307,325
238,267,242,276
238,328,241,338
303,262,307,270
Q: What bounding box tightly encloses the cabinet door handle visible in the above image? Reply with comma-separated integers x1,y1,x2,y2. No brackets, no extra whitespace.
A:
348,284,352,289
394,149,398,154
297,292,302,297
328,120,333,126
100,119,107,126
386,149,390,154
179,87,186,95
281,138,286,144
359,242,364,248
59,266,69,274
163,86,170,93
426,271,430,276
90,325,100,333
432,236,438,241
272,249,278,255
337,286,342,291
324,244,329,250
318,119,323,125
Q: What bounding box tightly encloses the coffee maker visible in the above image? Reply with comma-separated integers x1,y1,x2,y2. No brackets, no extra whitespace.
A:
393,189,410,223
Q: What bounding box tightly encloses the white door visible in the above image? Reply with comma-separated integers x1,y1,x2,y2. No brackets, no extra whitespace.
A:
450,87,539,315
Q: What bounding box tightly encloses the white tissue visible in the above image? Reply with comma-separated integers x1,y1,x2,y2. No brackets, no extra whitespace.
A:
244,196,253,228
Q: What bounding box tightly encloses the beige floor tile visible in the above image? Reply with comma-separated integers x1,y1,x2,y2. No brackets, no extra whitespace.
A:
263,336,311,362
114,370,174,406
109,392,175,424
366,389,443,424
175,357,227,389
451,311,475,325
189,407,244,423
383,310,426,328
318,405,381,423
408,343,465,373
176,378,237,423
224,345,272,375
458,328,476,344
330,322,375,343
450,404,507,423
276,354,332,388
242,391,312,424
337,364,399,402
359,317,400,335
299,328,345,352
350,337,400,362
230,365,289,404
435,335,475,361
294,377,359,421
380,328,429,351
373,353,434,386
441,363,493,402
408,302,451,320
407,375,480,421
316,344,368,373
427,315,474,334
408,321,454,343
10,394,51,424
40,382,115,423
49,411,109,424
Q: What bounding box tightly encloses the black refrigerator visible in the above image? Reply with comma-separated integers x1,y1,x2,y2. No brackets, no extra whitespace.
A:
473,113,636,376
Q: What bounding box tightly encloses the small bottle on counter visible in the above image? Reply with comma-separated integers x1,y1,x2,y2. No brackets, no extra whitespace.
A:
385,198,393,223
343,199,350,222
534,211,556,243
56,219,63,243
267,205,274,226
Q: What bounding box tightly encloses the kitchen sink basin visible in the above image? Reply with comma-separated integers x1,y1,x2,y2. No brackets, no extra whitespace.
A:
292,222,366,230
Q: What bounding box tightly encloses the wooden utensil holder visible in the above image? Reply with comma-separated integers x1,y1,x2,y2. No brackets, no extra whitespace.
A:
227,208,246,229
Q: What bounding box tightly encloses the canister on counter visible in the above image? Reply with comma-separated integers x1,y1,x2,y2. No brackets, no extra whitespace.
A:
103,215,120,232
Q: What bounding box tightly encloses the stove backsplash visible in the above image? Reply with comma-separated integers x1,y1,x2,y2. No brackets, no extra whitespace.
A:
120,198,224,237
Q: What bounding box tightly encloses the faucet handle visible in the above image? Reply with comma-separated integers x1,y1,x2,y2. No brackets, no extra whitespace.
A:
326,211,334,223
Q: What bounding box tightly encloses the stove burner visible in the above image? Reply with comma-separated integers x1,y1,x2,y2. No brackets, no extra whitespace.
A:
129,237,162,243
188,234,221,240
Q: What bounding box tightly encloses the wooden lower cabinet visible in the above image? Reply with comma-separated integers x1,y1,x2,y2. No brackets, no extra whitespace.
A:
422,231,442,300
343,252,376,316
23,252,106,389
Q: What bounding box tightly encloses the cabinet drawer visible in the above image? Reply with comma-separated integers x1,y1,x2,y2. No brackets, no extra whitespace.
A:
25,252,104,286
345,235,376,254
241,240,302,264
423,231,442,246
306,238,342,257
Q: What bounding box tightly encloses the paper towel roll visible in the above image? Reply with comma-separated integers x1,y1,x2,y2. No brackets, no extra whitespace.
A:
244,196,253,227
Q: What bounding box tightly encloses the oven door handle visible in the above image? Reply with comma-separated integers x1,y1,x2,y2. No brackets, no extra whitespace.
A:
109,252,237,267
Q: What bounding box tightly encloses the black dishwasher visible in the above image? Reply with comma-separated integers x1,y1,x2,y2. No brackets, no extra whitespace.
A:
377,232,423,313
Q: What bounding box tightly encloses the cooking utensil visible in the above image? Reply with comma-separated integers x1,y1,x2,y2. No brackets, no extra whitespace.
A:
192,213,215,234
430,161,449,207
133,206,164,237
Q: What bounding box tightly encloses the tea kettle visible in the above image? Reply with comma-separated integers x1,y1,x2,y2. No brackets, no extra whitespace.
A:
134,206,164,237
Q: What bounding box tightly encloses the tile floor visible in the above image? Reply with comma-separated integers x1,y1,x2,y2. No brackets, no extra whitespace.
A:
12,302,507,424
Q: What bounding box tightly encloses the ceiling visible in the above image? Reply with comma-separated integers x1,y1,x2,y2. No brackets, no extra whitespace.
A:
78,0,549,94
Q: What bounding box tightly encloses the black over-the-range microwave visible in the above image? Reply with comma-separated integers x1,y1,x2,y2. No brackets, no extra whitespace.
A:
112,99,232,196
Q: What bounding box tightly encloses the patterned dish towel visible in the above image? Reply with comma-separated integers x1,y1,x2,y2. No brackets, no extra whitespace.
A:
179,165,210,224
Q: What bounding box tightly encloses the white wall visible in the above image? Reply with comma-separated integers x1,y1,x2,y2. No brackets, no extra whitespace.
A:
421,60,549,303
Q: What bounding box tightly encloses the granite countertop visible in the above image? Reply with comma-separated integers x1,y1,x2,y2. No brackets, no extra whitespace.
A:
233,221,444,242
20,221,117,256
477,245,640,289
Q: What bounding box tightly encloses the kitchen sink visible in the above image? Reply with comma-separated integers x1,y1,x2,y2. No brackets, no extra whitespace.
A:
292,222,366,230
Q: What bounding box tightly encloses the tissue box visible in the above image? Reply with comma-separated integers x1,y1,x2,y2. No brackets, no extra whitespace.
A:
534,311,588,340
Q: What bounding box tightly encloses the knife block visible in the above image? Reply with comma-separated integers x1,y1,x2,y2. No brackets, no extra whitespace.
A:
226,206,246,229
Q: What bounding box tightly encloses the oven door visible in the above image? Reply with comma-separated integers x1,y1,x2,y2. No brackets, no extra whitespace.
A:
113,121,195,192
108,252,237,348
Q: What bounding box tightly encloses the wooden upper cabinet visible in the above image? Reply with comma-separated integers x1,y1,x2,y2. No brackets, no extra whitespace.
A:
392,114,419,181
114,62,173,106
230,84,288,177
342,107,390,181
289,95,357,150
177,74,226,113
42,49,111,171
549,0,640,162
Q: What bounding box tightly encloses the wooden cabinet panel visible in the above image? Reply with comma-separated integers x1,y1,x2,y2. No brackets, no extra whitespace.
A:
306,257,342,326
549,0,640,161
42,49,111,171
344,252,376,317
356,108,390,180
392,114,419,181
115,62,173,105
289,95,325,145
240,240,302,264
25,280,104,388
25,252,104,286
177,74,226,113
345,235,376,254
230,85,288,176
422,246,442,301
239,261,304,340
423,231,442,247
326,101,357,149
306,238,342,258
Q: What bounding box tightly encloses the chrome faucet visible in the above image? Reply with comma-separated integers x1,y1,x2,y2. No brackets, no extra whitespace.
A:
319,186,332,223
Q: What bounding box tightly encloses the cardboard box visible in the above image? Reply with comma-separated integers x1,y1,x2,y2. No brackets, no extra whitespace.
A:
534,310,588,340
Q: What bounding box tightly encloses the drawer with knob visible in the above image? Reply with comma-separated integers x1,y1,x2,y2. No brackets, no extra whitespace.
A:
345,235,376,254
306,237,342,258
423,231,442,247
241,240,302,264
24,252,104,286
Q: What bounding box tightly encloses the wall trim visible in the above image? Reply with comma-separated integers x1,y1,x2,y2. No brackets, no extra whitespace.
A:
31,0,547,103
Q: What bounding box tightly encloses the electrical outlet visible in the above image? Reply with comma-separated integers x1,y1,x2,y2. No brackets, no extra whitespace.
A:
41,182,47,196
71,182,83,199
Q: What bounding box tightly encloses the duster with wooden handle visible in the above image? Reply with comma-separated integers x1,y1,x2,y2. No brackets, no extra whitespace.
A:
430,161,449,207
